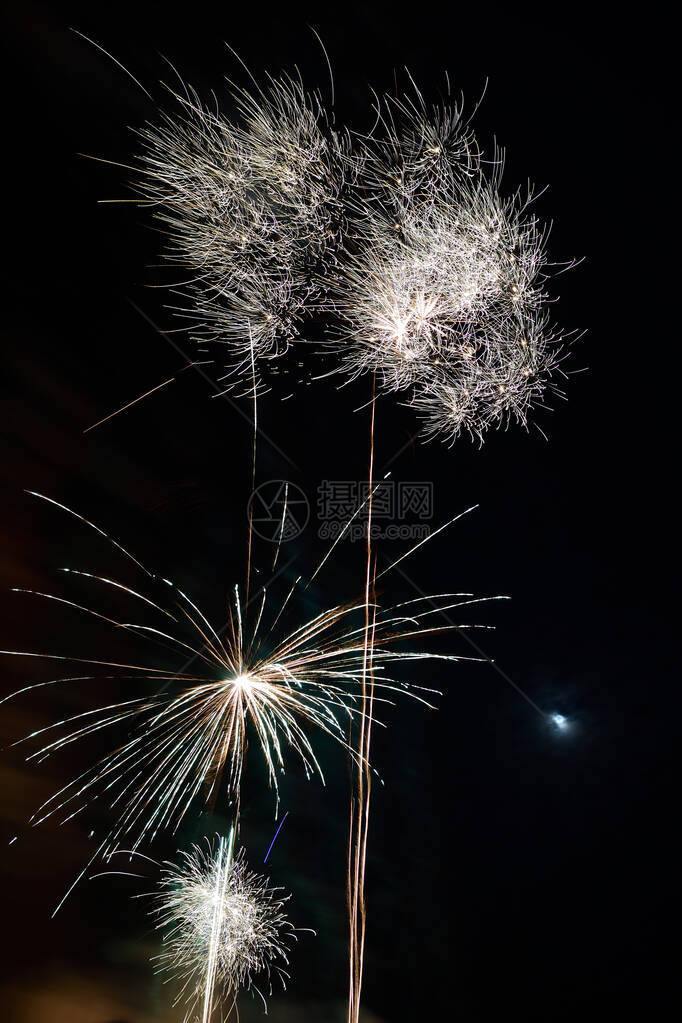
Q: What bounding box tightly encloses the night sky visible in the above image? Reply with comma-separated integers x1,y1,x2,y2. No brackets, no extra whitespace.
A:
1,3,674,1021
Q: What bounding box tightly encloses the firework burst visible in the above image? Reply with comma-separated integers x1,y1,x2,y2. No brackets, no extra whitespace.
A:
328,86,571,443
151,829,295,1020
136,71,347,393
123,61,575,440
1,492,493,884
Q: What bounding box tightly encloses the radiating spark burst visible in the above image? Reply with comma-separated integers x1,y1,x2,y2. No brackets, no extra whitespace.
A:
1,492,496,879
329,85,573,443
135,72,347,393
152,829,296,1021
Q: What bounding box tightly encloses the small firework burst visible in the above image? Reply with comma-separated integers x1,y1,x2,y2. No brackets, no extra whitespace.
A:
152,830,295,1020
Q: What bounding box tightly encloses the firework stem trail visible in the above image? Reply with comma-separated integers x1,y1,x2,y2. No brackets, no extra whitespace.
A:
245,328,258,610
201,828,236,1023
349,377,377,1023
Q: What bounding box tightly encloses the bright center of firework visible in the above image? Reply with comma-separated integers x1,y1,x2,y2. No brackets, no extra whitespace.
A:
232,673,254,692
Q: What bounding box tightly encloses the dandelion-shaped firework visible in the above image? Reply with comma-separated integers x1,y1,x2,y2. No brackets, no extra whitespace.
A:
136,72,347,392
131,66,573,435
152,829,295,1021
331,87,571,443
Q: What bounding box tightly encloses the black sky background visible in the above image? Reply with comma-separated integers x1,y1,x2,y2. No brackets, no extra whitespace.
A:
0,2,676,1021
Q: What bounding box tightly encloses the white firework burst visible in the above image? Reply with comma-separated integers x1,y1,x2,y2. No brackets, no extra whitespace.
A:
328,85,571,442
129,64,574,432
409,312,567,444
136,72,347,392
152,830,295,1020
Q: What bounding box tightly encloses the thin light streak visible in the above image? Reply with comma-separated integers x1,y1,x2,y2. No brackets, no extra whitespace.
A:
348,382,377,1023
263,811,289,865
71,30,154,100
83,361,213,433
